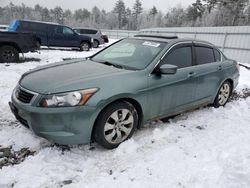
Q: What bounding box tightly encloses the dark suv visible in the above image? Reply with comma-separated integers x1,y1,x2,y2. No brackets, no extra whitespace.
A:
8,20,93,51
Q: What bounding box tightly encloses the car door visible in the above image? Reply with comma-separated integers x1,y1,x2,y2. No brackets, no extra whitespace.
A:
62,26,79,47
148,43,198,119
193,43,224,103
48,25,64,47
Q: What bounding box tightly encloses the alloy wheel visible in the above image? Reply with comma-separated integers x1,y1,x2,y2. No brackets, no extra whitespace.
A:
218,82,230,105
104,109,134,144
2,49,15,62
80,43,90,51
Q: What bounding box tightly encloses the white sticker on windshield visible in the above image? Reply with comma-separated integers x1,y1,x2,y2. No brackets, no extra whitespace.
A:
142,41,160,48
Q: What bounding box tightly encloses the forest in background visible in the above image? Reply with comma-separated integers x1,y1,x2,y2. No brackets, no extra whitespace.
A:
0,0,250,30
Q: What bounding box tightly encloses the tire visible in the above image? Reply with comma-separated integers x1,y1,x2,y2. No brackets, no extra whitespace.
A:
0,45,19,63
36,40,41,49
213,81,232,108
93,40,99,48
93,101,138,149
79,42,90,51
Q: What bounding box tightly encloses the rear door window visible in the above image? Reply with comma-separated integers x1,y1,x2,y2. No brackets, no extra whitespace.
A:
80,29,97,34
89,30,98,34
195,46,215,65
162,46,193,69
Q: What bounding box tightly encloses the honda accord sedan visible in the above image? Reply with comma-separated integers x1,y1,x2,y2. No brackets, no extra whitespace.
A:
9,35,240,149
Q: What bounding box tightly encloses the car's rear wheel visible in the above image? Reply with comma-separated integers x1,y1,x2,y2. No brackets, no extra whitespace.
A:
93,40,99,48
79,42,90,51
214,81,232,108
94,101,138,149
36,40,41,49
0,45,19,63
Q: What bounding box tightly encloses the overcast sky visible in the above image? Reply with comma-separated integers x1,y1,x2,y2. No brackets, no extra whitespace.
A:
1,0,194,12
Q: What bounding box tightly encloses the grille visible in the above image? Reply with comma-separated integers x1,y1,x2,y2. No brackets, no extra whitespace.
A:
15,87,34,104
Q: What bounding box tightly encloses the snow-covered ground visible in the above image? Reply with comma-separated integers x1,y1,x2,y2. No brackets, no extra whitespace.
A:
0,40,250,188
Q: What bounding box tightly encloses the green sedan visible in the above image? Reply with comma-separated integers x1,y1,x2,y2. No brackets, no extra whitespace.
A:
9,35,240,149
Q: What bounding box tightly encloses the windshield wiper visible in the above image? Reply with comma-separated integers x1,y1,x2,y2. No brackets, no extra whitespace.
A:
90,58,139,71
101,61,124,69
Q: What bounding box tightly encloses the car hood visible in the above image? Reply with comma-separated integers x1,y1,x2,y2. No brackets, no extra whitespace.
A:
19,59,132,94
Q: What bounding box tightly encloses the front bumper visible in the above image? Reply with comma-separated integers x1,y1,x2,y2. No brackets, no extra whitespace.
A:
10,92,98,145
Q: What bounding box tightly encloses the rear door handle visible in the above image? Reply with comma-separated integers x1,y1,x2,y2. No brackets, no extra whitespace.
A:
218,65,222,70
188,72,196,78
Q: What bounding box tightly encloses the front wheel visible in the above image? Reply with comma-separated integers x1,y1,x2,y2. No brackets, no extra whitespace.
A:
79,42,90,51
214,81,232,108
0,45,19,63
93,101,138,149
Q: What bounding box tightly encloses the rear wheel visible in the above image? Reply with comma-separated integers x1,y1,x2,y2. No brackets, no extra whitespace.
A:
93,101,138,149
93,40,99,48
36,40,41,49
214,81,232,108
0,45,19,63
79,42,90,51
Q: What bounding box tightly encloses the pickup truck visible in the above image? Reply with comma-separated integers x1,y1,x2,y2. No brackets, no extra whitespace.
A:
0,31,38,63
8,20,93,51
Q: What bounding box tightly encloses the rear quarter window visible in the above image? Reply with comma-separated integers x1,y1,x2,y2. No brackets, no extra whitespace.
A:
214,49,221,62
195,46,215,65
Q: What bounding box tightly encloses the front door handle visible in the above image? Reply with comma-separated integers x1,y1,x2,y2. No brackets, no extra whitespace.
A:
188,72,196,78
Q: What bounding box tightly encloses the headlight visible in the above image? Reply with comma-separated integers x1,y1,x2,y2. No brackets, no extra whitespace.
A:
39,88,98,107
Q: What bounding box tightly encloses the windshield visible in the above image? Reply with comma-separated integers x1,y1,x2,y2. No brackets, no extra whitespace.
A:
92,39,166,70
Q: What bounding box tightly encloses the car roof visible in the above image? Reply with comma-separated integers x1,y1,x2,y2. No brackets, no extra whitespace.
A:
17,19,60,26
73,27,99,31
132,34,215,48
16,19,76,29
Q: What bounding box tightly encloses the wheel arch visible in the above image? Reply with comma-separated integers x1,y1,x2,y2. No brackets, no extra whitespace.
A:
213,78,234,103
93,39,100,44
0,42,21,53
81,40,91,46
220,78,234,93
36,38,41,45
91,97,144,141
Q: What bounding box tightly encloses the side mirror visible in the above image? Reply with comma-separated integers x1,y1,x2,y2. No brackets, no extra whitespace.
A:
158,64,178,74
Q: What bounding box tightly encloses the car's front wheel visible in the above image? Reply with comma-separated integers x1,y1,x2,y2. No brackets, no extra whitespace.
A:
94,101,138,149
214,81,232,108
79,42,90,51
